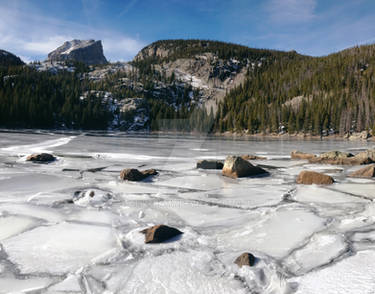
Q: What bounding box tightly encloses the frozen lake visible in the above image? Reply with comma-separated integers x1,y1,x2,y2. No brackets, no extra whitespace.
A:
0,130,375,294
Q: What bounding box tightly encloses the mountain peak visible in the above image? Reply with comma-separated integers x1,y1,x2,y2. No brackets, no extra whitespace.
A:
47,39,108,65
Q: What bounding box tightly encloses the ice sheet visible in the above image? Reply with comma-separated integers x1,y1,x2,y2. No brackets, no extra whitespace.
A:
3,222,118,274
292,250,375,294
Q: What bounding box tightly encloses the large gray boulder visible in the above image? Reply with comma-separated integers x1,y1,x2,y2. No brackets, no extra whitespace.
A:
47,39,108,65
222,156,268,178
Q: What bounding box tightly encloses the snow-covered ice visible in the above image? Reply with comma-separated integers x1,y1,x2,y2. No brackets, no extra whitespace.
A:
0,131,375,293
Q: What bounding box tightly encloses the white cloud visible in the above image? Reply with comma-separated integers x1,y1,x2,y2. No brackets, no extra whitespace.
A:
265,0,317,24
0,3,145,62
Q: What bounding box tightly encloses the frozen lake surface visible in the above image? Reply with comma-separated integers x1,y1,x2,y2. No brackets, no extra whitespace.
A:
0,130,375,293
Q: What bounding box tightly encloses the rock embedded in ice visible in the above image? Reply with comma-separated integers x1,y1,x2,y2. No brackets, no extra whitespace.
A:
141,224,183,243
73,189,112,207
291,150,316,160
26,153,56,163
234,252,256,267
349,164,375,178
119,168,158,181
222,156,268,178
196,159,223,169
296,170,334,185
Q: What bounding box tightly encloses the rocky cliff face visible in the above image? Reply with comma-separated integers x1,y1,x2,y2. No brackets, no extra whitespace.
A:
47,40,108,65
133,41,256,113
0,50,24,66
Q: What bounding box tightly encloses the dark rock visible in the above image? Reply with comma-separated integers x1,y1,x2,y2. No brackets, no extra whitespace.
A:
140,225,183,243
196,160,224,169
222,156,268,178
296,170,334,185
349,164,375,178
47,39,107,65
290,150,316,160
26,153,56,163
120,168,158,181
234,252,256,267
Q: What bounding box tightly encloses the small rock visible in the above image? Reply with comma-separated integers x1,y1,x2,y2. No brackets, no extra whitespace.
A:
196,160,224,169
73,189,112,207
241,155,267,160
349,164,375,178
26,153,56,163
120,168,158,181
222,156,268,178
234,252,256,267
296,170,334,185
140,225,183,244
290,150,316,160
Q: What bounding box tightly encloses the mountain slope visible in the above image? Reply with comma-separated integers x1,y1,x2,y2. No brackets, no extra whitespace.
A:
214,43,375,135
0,50,24,67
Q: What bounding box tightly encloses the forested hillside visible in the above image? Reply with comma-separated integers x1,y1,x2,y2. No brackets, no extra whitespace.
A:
0,40,375,135
0,66,111,129
214,44,375,135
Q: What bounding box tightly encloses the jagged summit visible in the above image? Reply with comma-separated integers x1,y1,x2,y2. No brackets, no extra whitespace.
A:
47,39,108,65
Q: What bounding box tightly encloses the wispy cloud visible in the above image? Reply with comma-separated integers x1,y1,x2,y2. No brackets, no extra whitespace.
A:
118,0,139,17
0,2,144,62
265,0,317,24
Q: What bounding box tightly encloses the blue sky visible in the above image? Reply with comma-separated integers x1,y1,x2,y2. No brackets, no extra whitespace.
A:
1,0,375,62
